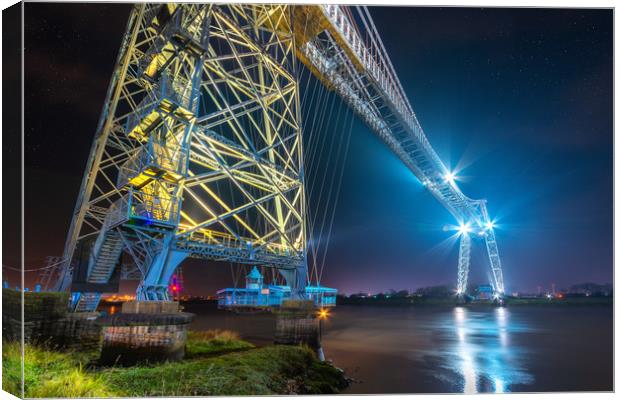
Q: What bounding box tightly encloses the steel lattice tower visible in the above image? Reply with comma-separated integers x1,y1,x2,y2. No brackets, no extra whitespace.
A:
57,4,306,311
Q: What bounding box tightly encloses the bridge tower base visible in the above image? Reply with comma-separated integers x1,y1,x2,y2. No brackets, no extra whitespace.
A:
274,300,321,355
98,300,194,366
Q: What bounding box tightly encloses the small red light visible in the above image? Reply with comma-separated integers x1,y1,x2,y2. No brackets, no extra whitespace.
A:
172,285,177,291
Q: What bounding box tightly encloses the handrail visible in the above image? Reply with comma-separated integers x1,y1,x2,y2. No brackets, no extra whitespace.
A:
108,189,181,228
117,137,188,188
125,72,194,138
178,226,296,258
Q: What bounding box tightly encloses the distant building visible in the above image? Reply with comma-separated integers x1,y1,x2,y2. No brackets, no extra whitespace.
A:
217,267,337,308
568,282,612,297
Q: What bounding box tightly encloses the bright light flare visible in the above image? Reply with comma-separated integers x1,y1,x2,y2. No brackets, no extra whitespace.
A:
318,308,330,320
485,221,495,230
458,222,471,235
444,171,457,184
494,378,505,393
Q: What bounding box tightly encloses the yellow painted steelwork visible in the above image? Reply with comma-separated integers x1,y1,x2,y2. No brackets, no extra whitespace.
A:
127,101,194,141
59,3,308,295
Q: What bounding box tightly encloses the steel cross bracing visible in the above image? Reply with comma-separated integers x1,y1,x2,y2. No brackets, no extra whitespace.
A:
456,234,472,295
54,3,504,309
57,4,306,311
295,5,504,295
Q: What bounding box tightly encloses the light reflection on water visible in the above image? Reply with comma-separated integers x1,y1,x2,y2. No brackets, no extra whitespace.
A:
181,302,612,393
440,306,534,393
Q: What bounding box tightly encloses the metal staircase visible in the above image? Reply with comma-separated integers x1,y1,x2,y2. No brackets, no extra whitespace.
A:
73,292,103,312
72,227,124,312
87,230,124,283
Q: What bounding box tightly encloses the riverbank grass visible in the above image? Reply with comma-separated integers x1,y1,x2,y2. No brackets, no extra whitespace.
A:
2,341,112,398
102,344,345,396
186,329,254,357
3,330,347,397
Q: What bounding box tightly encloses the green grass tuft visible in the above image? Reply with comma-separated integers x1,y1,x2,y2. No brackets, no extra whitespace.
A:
28,368,114,398
3,340,112,398
305,358,350,394
186,330,254,358
2,341,23,397
101,345,323,396
3,330,347,397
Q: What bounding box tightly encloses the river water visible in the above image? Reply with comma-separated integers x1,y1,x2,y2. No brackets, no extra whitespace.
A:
183,303,613,394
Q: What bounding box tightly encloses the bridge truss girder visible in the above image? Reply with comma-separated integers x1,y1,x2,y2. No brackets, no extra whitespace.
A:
294,5,505,295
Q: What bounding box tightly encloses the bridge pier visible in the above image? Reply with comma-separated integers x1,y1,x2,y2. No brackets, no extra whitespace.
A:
98,300,194,366
274,300,322,359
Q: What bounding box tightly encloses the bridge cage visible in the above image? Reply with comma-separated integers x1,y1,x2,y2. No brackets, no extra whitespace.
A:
306,285,337,307
475,285,494,300
217,284,337,309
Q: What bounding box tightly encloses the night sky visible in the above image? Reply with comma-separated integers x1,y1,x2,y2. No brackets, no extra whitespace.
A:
11,4,613,295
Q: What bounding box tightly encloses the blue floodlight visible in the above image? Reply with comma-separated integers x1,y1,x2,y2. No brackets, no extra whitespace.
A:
444,171,457,184
458,222,471,236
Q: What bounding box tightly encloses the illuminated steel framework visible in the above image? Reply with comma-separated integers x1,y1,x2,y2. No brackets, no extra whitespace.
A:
57,4,306,311
297,5,504,296
55,3,504,311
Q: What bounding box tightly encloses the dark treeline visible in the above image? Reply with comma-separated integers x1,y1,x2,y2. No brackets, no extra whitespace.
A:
336,282,613,307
